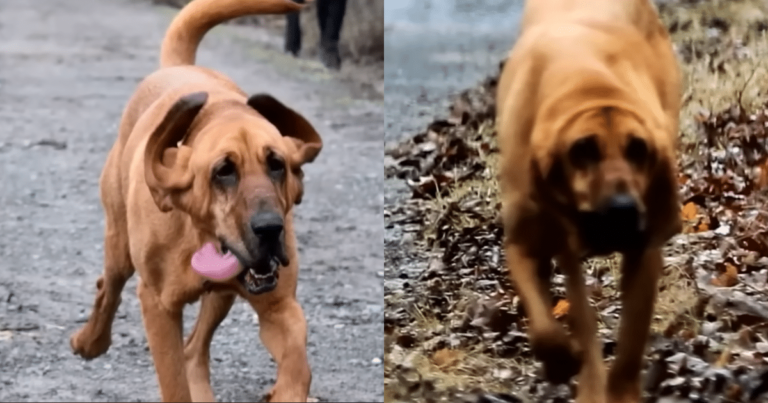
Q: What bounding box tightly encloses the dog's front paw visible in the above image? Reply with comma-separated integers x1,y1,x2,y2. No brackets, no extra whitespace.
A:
575,393,608,403
263,388,310,403
607,380,641,403
530,327,582,384
70,327,111,359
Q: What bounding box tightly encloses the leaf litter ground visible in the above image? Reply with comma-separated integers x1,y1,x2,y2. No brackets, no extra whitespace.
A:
384,1,768,402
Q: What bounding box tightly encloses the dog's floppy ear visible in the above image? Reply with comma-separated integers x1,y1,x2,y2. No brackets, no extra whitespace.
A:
144,92,208,212
246,93,323,165
645,152,682,247
531,149,572,210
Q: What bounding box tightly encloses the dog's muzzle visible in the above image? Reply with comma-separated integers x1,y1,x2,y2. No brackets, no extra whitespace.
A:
233,210,289,295
577,193,646,255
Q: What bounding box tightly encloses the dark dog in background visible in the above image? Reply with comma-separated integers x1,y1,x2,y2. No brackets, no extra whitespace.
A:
284,0,347,70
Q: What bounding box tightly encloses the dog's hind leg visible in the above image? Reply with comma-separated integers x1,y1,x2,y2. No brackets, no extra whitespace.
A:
184,291,236,402
558,252,606,403
248,296,310,403
71,157,134,359
607,248,662,403
505,244,582,385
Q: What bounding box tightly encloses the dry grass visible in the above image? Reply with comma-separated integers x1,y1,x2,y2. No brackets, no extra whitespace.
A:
421,123,499,245
665,0,768,137
385,310,530,400
652,0,768,335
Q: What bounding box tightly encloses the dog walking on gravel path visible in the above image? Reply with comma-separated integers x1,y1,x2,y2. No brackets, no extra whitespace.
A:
69,0,324,401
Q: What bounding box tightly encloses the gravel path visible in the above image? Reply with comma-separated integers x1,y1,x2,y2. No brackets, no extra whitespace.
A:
0,0,383,401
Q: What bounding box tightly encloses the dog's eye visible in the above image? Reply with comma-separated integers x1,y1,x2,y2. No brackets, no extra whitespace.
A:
266,153,285,178
625,136,649,166
567,135,601,169
212,159,238,186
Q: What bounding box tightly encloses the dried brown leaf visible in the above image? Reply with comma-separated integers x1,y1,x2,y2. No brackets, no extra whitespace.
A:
431,348,464,370
711,263,739,287
552,299,570,320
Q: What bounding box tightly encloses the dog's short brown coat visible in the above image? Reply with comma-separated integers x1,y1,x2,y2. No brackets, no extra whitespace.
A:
69,1,322,401
496,1,681,402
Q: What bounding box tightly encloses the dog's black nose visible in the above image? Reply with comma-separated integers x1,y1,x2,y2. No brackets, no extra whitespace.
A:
602,193,641,231
579,193,645,254
250,211,284,239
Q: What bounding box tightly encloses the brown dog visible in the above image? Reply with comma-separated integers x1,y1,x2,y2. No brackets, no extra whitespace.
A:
69,0,322,401
496,0,681,402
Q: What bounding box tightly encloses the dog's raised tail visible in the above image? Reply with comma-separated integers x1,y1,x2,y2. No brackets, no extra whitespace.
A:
159,0,306,68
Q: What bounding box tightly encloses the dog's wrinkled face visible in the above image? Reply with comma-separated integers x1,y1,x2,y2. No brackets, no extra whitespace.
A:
198,119,297,295
143,92,322,294
535,106,671,254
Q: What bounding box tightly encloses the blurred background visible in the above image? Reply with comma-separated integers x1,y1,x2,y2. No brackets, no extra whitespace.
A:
384,0,768,402
384,0,523,145
154,0,384,90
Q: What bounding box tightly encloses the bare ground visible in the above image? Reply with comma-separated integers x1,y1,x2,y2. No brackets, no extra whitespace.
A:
384,1,768,402
0,0,383,401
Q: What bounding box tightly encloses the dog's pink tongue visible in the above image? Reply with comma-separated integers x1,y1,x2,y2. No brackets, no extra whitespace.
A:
191,242,240,281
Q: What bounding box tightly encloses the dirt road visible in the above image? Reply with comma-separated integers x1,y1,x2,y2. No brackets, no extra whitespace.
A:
0,0,383,401
384,0,522,145
383,0,522,316
383,0,522,255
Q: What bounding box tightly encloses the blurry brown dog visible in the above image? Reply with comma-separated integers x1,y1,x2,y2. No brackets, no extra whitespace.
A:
69,0,322,401
496,0,681,402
